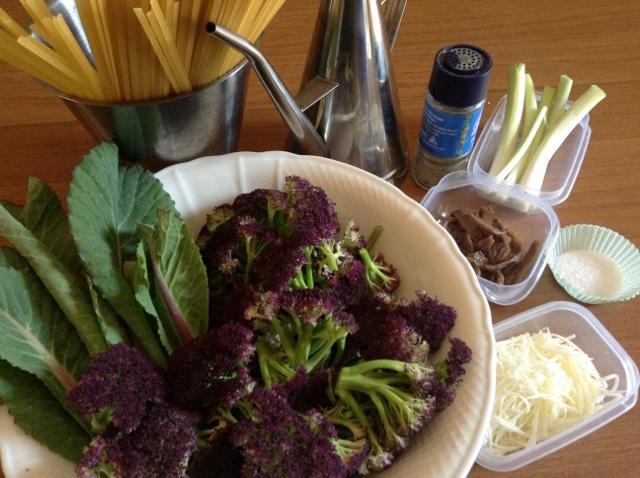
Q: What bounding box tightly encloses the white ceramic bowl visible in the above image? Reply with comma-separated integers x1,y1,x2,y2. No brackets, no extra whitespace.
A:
0,151,495,478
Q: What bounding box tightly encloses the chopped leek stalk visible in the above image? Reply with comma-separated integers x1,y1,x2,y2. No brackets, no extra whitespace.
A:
520,85,606,192
495,106,547,180
489,65,605,193
547,74,573,128
488,64,526,176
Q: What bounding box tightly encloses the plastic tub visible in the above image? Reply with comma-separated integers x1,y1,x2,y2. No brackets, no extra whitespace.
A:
468,94,591,206
476,301,640,472
420,92,592,304
421,171,559,305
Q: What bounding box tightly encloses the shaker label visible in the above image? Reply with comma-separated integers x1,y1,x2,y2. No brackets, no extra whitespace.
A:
418,102,483,159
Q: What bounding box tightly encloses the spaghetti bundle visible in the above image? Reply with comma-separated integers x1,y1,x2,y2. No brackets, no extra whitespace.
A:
0,0,286,103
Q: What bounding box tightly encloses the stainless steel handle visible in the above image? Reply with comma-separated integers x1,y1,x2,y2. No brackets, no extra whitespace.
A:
206,23,330,158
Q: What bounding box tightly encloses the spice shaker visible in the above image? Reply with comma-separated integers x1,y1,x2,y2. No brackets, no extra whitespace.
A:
413,45,493,189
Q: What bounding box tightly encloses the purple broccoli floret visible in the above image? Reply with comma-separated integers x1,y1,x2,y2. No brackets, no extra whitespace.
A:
168,323,256,413
358,313,430,364
230,388,347,478
428,337,473,410
68,344,165,434
76,403,198,478
398,291,457,352
252,244,306,291
187,428,242,478
327,255,366,308
285,176,340,247
276,366,332,412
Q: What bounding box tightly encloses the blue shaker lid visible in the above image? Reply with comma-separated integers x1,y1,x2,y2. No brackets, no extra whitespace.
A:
428,44,493,108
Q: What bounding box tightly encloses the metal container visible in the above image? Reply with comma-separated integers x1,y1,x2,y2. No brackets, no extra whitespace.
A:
55,62,250,164
44,0,250,164
208,0,408,185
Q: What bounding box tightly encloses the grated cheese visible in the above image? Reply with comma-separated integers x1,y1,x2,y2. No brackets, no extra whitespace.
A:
486,328,622,455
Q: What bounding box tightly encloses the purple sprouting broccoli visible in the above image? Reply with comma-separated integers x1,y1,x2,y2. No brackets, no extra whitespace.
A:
168,322,256,413
397,291,457,352
357,312,430,364
344,293,430,365
428,337,473,410
326,254,366,308
252,243,307,291
276,366,332,412
253,289,357,388
333,359,438,473
68,344,165,434
187,428,242,478
358,248,400,293
230,388,348,478
324,401,370,476
285,176,340,247
199,214,276,285
76,403,198,478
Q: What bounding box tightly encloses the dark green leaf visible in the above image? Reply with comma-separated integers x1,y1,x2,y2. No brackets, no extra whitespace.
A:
67,143,174,367
0,359,90,463
144,210,209,348
85,274,128,346
123,241,173,353
0,247,28,270
0,187,108,356
0,266,89,406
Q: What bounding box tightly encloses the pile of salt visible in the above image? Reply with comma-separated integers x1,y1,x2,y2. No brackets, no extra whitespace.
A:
552,250,622,298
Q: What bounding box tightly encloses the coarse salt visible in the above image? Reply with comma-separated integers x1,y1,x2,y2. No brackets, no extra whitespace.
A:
552,249,622,298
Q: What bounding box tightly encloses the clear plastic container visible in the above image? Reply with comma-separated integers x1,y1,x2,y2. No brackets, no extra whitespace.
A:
476,301,640,472
467,94,592,206
421,171,559,305
421,92,593,304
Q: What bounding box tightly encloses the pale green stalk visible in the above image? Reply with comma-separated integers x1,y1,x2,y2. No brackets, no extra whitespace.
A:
520,85,606,192
507,85,555,185
496,106,548,180
547,74,573,128
489,63,526,176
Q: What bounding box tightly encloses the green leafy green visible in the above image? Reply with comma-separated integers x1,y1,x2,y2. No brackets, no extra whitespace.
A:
123,241,173,354
0,246,28,270
86,274,129,346
67,143,177,368
0,359,90,462
0,181,108,355
0,266,89,406
142,210,209,350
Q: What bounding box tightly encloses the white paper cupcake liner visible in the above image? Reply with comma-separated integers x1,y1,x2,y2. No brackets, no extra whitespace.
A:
548,224,640,304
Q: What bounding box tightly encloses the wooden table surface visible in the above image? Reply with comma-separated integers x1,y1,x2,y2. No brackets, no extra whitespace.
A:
1,1,639,477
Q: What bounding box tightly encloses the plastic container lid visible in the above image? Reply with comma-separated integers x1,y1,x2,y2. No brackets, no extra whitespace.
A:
467,93,592,206
421,171,559,305
476,301,640,472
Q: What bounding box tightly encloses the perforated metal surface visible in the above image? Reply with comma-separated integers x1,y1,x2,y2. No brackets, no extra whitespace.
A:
445,47,485,73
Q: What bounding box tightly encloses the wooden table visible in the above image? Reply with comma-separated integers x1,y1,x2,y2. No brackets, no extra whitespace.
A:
1,1,639,477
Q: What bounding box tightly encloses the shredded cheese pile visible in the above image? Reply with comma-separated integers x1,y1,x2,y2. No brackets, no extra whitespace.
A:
486,328,622,455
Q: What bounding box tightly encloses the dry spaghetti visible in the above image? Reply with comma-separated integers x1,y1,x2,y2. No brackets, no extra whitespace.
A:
0,0,286,102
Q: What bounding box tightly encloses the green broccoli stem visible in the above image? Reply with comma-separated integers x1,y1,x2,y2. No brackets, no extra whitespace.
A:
319,242,340,272
303,246,315,289
340,391,391,465
243,236,269,284
358,248,392,289
366,225,384,251
257,341,295,388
